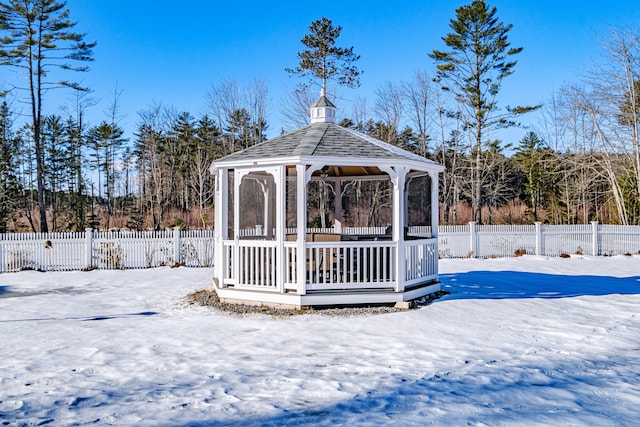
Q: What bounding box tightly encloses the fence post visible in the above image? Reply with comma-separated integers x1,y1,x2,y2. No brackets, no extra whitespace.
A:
469,221,477,257
173,227,181,265
85,228,93,269
535,222,542,256
591,221,599,256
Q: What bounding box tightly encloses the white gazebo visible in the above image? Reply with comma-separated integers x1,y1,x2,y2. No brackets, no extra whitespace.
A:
210,94,445,308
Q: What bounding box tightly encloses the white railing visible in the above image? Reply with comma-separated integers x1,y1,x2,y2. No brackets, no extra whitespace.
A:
306,241,396,291
222,240,234,285
235,240,278,291
284,242,298,290
222,239,397,293
241,226,388,238
0,228,214,272
404,239,438,287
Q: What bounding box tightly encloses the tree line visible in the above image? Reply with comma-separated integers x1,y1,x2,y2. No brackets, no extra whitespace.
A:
1,0,640,232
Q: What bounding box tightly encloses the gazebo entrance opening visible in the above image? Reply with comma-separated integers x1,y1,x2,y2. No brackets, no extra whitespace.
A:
303,167,434,238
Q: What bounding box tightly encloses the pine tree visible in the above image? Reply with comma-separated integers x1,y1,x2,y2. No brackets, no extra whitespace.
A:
41,115,66,230
0,100,21,232
513,131,557,222
286,16,361,94
86,122,126,228
63,116,86,231
167,112,196,211
191,115,221,227
0,0,95,231
430,0,538,224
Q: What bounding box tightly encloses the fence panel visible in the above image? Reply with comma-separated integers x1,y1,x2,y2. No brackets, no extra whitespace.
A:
541,225,592,256
0,232,86,272
437,222,640,258
438,225,470,258
599,225,640,255
477,224,536,258
180,230,215,267
92,230,175,269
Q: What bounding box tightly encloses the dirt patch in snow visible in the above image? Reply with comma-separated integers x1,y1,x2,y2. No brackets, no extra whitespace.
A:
186,288,449,317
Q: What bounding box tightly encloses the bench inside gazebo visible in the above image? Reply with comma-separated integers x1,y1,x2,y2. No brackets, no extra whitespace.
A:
210,94,445,308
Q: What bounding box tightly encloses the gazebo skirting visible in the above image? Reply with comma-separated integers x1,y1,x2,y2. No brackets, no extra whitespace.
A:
215,236,440,308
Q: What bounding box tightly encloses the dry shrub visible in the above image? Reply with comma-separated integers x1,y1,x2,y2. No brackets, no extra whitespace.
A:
514,248,526,257
559,253,571,258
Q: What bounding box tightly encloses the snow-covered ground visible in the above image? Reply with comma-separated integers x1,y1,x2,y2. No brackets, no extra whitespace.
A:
1,255,639,426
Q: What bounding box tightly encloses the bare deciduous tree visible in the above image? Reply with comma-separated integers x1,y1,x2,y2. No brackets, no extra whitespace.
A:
374,81,405,144
403,70,432,157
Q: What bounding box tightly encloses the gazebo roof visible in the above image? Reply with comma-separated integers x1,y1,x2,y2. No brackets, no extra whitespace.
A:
212,121,443,170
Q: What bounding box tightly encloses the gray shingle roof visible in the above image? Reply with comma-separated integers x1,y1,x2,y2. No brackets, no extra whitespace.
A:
214,122,440,166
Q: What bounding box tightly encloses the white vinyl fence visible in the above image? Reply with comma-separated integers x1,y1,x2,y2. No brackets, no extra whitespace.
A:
0,228,214,272
438,222,640,258
1,222,640,273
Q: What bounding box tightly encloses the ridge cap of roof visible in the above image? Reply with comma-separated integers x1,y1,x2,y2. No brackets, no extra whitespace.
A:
292,122,329,155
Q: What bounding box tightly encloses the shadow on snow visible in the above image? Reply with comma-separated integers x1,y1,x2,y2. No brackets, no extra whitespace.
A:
0,311,158,323
439,271,640,300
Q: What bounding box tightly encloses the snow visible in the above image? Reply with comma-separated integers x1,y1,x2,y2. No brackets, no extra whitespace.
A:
1,255,639,426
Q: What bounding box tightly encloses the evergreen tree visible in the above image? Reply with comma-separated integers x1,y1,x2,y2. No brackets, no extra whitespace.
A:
286,16,361,94
63,116,86,231
41,115,66,229
480,140,523,224
430,0,538,223
191,115,221,227
513,131,557,221
0,100,21,232
166,112,196,211
86,121,126,228
0,0,95,232
225,108,251,150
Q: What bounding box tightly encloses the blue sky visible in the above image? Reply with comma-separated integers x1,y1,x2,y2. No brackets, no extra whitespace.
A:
14,0,640,144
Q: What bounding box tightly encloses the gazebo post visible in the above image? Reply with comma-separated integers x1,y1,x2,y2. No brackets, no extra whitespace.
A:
429,171,439,238
430,171,440,277
262,182,270,238
276,165,286,293
233,170,249,285
295,164,307,295
333,177,343,234
396,166,408,292
214,168,228,287
383,165,408,292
